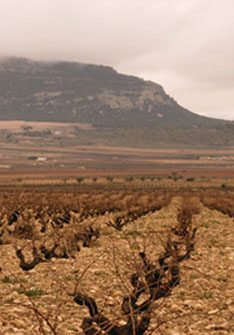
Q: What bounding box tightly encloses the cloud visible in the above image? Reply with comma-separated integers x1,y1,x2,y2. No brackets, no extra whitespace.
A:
0,0,233,119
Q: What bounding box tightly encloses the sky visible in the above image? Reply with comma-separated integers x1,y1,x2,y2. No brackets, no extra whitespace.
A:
0,0,233,120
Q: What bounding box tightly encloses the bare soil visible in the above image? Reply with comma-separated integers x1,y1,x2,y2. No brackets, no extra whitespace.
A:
0,187,233,334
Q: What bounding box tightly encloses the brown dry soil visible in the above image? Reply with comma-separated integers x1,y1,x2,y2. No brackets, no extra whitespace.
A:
1,121,234,177
0,194,233,335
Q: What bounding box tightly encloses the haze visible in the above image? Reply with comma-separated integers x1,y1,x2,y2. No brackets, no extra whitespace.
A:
0,0,233,120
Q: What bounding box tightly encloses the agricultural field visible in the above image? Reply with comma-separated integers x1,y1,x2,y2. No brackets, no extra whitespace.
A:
0,184,233,335
0,122,234,176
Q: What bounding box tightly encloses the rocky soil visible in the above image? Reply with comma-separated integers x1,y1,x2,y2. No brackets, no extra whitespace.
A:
0,196,233,335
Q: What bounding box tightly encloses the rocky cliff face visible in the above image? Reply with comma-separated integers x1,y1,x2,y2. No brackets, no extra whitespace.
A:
0,57,233,147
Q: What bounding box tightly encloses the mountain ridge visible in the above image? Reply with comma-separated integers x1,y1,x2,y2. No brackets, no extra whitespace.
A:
0,57,233,147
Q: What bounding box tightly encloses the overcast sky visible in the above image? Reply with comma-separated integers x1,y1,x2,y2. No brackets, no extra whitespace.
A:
0,0,233,120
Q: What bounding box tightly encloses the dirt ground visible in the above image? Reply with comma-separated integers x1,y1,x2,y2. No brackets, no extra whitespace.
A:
0,123,234,177
0,189,233,335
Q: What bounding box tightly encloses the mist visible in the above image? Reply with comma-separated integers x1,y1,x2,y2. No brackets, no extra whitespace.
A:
0,0,233,120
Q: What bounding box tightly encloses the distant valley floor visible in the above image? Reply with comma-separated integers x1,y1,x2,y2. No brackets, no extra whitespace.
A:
0,121,233,186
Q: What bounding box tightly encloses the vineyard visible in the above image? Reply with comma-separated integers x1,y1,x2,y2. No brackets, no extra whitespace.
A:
0,186,233,334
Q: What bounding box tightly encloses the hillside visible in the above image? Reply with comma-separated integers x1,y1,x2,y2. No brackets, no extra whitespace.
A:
0,57,233,147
